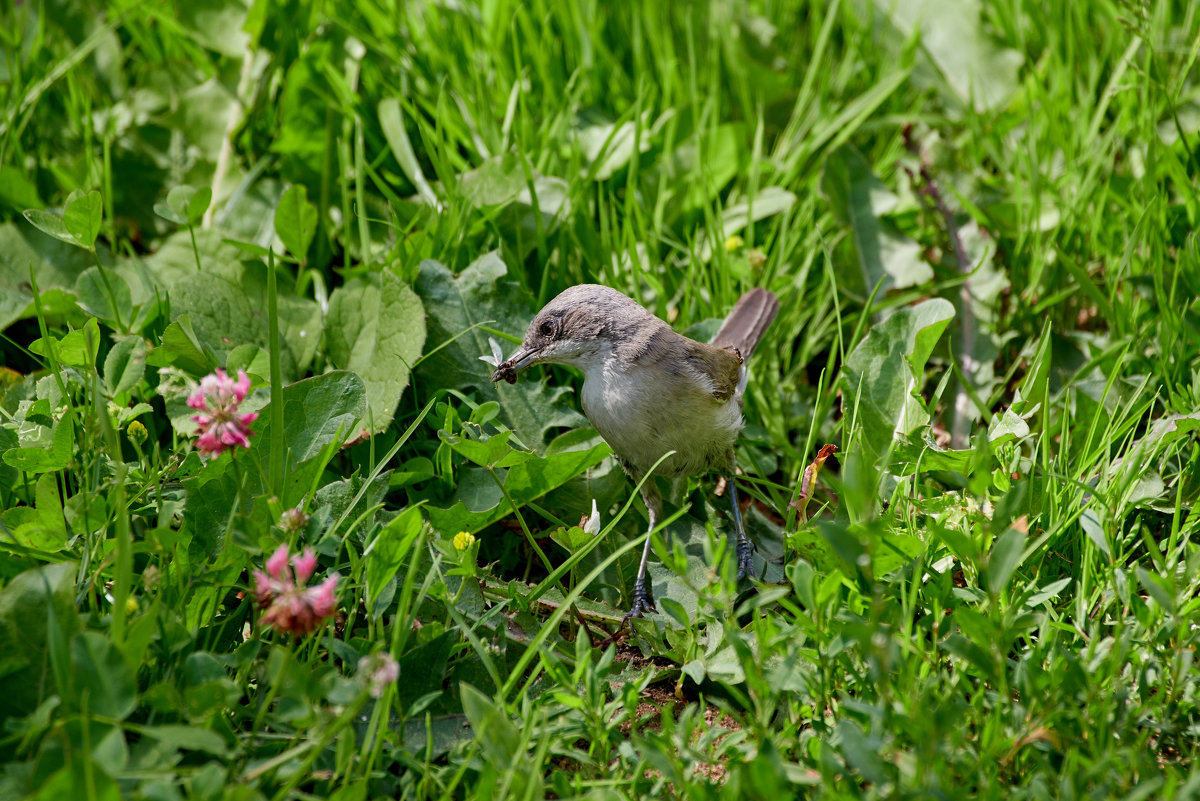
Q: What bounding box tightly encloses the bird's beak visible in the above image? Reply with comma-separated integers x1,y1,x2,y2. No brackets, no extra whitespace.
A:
490,346,542,384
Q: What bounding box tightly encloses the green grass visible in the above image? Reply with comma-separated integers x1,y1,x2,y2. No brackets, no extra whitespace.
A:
2,0,1199,798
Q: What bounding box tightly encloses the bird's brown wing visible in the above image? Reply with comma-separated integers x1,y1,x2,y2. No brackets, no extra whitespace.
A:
711,287,780,361
689,342,744,401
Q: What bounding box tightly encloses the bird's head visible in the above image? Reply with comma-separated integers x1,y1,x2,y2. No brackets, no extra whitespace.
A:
490,284,652,382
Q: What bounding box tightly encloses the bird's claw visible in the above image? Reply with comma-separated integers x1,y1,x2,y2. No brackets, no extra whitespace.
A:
623,581,656,623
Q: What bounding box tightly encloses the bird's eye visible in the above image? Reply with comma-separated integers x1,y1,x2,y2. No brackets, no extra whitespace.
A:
539,320,555,338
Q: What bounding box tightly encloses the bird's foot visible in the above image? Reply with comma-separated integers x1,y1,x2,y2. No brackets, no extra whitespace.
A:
736,538,755,581
622,580,656,623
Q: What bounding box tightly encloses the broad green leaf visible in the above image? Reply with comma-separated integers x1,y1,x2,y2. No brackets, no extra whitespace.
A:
170,273,303,375
313,471,390,543
895,410,1029,476
1025,577,1072,607
843,299,955,465
227,343,270,377
10,517,68,553
274,184,317,260
836,720,891,786
153,253,322,377
22,208,75,246
949,222,1009,406
875,0,1022,113
430,468,505,523
136,724,229,756
415,254,585,453
1,415,72,474
65,487,112,538
187,186,213,222
155,185,212,225
104,336,146,396
0,427,16,494
142,228,244,285
1108,411,1200,493
177,0,250,56
1135,567,1176,614
5,473,68,551
457,154,528,207
175,531,247,630
1016,318,1053,408
59,719,128,776
75,266,132,326
698,186,796,261
821,144,931,293
33,761,120,801
389,456,436,489
658,597,691,628
454,156,571,240
29,317,101,367
252,370,368,465
63,189,103,249
666,122,745,214
405,709,475,762
0,224,90,329
549,524,592,553
985,526,1026,594
875,531,927,578
627,499,787,633
571,108,651,181
70,631,137,720
167,78,236,158
175,457,272,573
365,505,424,610
275,291,324,376
718,186,796,237
941,633,997,684
460,682,519,758
0,561,81,719
273,41,334,181
425,436,610,534
225,259,324,376
326,271,426,432
0,164,41,210
442,430,534,470
178,652,240,718
379,97,438,206
119,598,160,672
145,317,216,376
986,408,1030,442
169,273,257,352
35,472,68,546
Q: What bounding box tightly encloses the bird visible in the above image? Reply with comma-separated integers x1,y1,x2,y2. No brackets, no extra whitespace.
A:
490,284,779,620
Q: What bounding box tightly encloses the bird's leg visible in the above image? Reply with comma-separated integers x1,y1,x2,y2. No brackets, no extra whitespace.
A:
728,473,754,580
625,479,663,621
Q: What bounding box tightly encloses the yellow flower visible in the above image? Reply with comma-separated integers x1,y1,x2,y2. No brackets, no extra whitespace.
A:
724,234,744,252
127,420,148,444
453,531,476,551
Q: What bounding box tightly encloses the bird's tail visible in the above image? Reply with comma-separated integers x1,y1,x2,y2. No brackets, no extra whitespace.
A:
711,287,779,361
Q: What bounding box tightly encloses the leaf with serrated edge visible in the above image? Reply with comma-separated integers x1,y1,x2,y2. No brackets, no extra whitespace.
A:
326,271,426,432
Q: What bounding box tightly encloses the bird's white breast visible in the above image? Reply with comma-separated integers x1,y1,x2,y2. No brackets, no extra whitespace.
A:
579,358,743,478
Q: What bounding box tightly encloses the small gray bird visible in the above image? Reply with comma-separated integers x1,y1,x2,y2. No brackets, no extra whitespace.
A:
491,284,779,619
